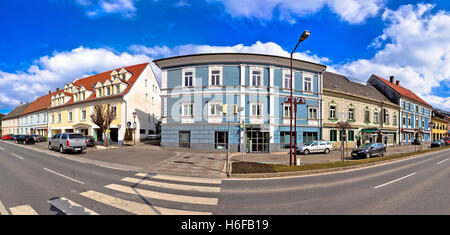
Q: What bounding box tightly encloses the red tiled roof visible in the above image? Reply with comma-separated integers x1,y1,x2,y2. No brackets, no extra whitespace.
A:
21,91,58,116
372,74,432,108
48,62,149,110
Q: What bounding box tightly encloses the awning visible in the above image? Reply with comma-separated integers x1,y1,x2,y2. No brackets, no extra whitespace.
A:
73,123,91,129
361,128,379,133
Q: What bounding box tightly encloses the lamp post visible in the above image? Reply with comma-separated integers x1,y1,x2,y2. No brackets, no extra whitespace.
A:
288,30,310,167
132,111,137,146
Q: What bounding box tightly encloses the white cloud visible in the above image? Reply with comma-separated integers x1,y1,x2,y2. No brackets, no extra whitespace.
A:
209,0,385,24
76,0,138,18
336,4,450,109
0,47,150,110
129,41,330,64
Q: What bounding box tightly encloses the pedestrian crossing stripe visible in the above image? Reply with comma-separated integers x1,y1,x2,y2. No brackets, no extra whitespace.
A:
80,190,211,215
105,184,219,206
9,205,38,215
135,173,222,185
121,177,221,193
48,197,98,215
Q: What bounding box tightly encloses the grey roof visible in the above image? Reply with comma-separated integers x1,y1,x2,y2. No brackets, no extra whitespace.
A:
323,72,397,106
2,103,31,120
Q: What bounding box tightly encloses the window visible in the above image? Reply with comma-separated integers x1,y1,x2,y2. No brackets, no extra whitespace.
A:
52,115,55,123
111,106,117,119
98,88,103,97
348,108,355,121
210,70,221,86
374,111,379,123
58,114,61,123
215,131,228,149
106,86,111,96
416,105,419,113
422,120,425,129
304,77,312,92
68,112,72,122
251,70,262,86
251,104,262,117
329,106,336,119
309,108,318,120
116,85,120,94
283,72,291,89
365,110,370,122
82,110,87,120
183,104,193,117
303,132,317,145
280,131,296,149
209,103,221,116
348,130,355,141
330,130,337,142
393,113,397,125
283,105,291,118
340,130,346,141
184,71,193,87
408,116,411,126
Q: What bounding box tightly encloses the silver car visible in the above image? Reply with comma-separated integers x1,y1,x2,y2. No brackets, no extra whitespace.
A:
49,132,87,154
296,141,333,155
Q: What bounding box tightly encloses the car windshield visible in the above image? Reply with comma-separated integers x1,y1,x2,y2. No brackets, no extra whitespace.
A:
363,143,372,148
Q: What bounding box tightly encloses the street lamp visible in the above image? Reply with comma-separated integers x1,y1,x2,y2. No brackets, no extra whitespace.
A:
132,111,137,146
288,30,310,167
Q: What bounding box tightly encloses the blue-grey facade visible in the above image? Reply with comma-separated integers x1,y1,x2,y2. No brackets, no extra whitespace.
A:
154,53,327,152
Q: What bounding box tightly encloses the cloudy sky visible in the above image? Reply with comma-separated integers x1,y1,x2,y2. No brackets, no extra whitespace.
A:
0,0,449,113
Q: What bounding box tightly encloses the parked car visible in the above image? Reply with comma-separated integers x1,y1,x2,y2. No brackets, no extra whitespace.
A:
1,134,14,140
351,143,386,159
85,135,95,147
48,133,87,154
12,135,21,141
443,138,450,146
32,135,47,142
296,140,333,155
15,135,35,145
431,140,445,148
146,133,161,140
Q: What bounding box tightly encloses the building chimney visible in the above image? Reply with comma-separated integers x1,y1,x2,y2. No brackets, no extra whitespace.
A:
49,90,51,94
396,80,400,86
56,88,59,91
390,76,395,83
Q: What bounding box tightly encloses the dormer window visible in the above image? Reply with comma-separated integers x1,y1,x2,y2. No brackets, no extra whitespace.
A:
115,84,120,94
106,86,111,96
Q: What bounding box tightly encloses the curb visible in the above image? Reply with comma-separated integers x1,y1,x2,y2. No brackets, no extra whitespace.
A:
229,147,450,179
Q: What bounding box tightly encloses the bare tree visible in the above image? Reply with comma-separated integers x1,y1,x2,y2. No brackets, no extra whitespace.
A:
337,121,351,162
91,104,115,147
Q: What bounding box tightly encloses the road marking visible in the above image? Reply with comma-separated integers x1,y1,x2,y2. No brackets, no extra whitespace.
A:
11,153,24,160
136,173,222,185
0,200,9,215
80,190,211,215
9,205,38,215
373,172,416,189
122,177,221,193
105,184,218,206
0,147,5,150
43,168,85,185
436,158,449,165
48,197,98,215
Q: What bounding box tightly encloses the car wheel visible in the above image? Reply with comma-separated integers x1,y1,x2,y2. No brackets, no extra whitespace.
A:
366,153,370,159
381,150,386,157
48,144,52,150
59,146,65,154
303,149,310,155
324,148,330,154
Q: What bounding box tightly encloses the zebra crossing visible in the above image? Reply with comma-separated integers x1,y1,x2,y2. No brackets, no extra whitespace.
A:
2,173,222,215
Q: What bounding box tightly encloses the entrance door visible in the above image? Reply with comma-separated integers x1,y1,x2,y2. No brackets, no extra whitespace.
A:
246,132,269,152
179,131,190,148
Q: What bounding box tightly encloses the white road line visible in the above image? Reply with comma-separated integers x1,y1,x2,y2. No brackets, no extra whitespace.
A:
105,184,218,206
122,177,221,193
9,205,38,215
43,168,85,185
136,173,222,185
11,153,24,160
48,197,98,215
80,190,211,215
0,200,9,215
436,158,449,165
0,147,5,150
373,172,416,189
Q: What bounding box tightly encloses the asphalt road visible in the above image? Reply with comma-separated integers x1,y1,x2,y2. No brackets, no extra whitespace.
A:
218,148,450,215
1,140,449,215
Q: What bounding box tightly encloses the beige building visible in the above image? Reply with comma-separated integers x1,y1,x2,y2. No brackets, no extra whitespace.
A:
322,72,400,148
1,103,31,135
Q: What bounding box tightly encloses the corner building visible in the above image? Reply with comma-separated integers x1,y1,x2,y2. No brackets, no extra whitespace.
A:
154,53,327,152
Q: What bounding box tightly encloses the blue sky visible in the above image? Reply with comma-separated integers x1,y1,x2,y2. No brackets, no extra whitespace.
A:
0,0,449,114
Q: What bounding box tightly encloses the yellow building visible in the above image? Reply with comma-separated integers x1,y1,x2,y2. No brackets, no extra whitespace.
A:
47,63,161,144
431,114,448,141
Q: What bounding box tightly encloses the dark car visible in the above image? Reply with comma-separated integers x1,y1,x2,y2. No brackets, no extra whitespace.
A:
32,135,47,142
85,136,95,147
351,143,386,159
12,135,21,141
431,140,445,148
15,135,35,145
